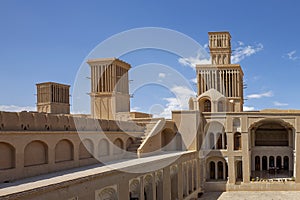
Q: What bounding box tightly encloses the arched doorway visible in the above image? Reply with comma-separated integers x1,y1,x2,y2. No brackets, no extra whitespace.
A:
250,119,294,179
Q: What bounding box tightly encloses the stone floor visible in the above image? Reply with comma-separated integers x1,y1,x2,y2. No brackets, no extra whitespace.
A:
199,191,300,200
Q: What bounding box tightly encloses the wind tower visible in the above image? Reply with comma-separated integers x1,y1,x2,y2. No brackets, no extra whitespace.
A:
36,82,70,114
195,32,244,112
87,58,130,120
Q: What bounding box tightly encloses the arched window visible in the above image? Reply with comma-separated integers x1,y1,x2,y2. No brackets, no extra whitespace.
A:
79,139,93,160
269,156,275,168
55,139,73,163
204,100,211,112
0,142,15,169
210,161,215,179
276,156,282,169
262,156,268,170
126,138,134,151
217,161,224,179
113,138,123,155
130,179,140,199
255,156,260,171
24,140,48,167
218,101,224,112
99,139,109,156
234,132,242,150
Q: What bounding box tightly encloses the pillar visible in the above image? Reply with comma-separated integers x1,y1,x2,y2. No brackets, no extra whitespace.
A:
140,176,144,200
152,172,156,200
242,132,250,183
223,161,226,180
222,133,225,149
215,161,218,180
260,156,262,171
163,166,171,200
227,132,234,152
228,156,235,184
178,163,183,200
119,178,129,200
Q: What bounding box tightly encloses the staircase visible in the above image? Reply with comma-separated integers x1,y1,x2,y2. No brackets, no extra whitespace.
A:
126,121,158,153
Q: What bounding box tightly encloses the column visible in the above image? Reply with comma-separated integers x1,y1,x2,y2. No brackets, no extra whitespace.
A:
215,161,218,180
152,172,156,200
222,133,225,149
260,156,262,171
242,132,250,183
223,161,226,180
214,133,217,149
119,177,129,200
228,156,236,184
227,132,234,152
163,166,171,200
177,163,183,199
140,176,144,200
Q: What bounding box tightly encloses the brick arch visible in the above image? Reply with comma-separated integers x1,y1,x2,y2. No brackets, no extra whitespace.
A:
125,137,134,151
0,142,15,169
98,138,109,156
55,139,74,163
79,139,94,159
97,187,118,200
113,138,123,155
161,128,180,151
129,179,140,199
24,140,48,167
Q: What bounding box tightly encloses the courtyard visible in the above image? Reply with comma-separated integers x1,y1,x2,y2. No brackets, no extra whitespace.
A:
199,191,300,200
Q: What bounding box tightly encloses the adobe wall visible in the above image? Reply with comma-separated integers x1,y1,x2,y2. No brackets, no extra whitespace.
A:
0,111,146,182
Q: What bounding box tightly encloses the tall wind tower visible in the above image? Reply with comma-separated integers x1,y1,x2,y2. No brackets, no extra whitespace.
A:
87,58,130,119
195,32,244,112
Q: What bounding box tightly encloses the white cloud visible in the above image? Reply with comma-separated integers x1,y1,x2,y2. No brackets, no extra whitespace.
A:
284,50,299,61
243,106,255,111
190,77,197,84
178,51,211,69
158,73,166,78
247,91,273,99
231,43,263,63
274,101,289,106
237,41,244,46
0,105,36,112
154,86,196,118
131,106,141,112
253,76,261,81
203,43,209,50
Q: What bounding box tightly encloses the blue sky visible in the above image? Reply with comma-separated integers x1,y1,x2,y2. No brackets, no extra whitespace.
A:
1,1,300,117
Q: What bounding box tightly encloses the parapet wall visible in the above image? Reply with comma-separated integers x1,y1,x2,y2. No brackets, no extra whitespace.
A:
0,111,145,132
